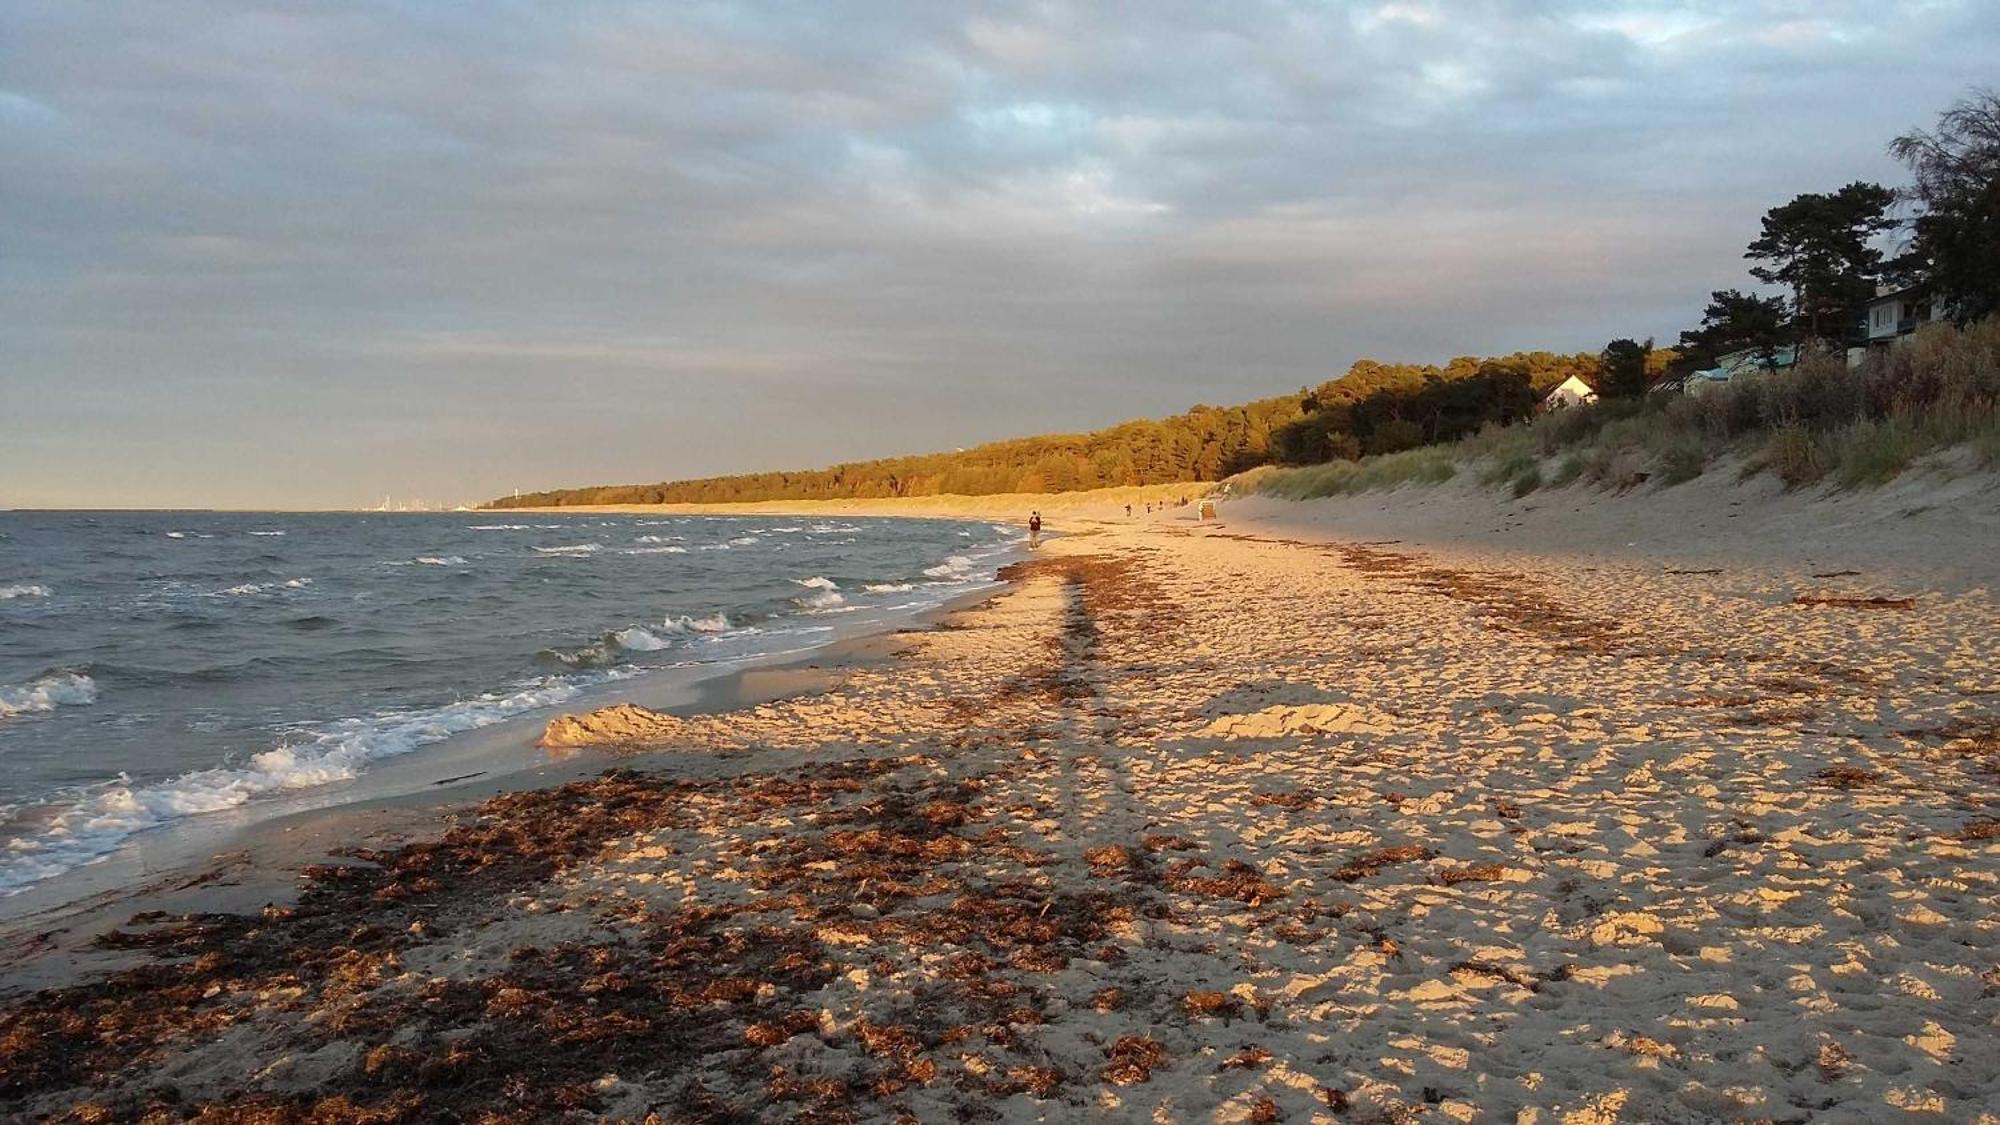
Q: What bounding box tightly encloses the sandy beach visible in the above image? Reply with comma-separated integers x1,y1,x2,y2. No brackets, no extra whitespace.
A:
3,476,1997,1122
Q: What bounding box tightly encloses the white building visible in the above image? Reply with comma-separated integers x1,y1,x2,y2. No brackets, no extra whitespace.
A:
1851,284,1948,365
1538,375,1598,412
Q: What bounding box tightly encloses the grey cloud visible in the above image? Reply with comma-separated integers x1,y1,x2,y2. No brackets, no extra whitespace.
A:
1,1,1995,507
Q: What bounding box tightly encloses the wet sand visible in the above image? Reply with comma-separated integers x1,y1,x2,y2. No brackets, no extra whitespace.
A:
2,478,1996,1122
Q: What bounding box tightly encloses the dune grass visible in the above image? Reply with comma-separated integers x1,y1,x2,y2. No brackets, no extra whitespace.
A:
1247,446,1458,499
1243,317,2000,502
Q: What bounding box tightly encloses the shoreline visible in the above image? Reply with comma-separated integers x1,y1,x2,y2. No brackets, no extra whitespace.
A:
0,568,1020,996
4,480,1995,1120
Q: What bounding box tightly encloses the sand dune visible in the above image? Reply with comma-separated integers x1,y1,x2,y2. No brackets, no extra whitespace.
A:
3,480,1996,1122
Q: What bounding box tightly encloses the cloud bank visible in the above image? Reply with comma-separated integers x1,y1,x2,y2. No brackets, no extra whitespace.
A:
2,1,1994,506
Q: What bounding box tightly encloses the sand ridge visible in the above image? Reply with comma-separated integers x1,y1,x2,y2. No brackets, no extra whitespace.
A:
1,505,1995,1122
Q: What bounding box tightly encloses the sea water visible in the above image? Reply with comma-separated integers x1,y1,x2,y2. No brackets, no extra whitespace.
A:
0,511,1021,897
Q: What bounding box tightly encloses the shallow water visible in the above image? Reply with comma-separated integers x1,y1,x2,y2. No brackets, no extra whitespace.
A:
0,511,1019,894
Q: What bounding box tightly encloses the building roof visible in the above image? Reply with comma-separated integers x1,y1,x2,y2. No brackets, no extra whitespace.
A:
1715,345,1797,370
1869,282,1930,306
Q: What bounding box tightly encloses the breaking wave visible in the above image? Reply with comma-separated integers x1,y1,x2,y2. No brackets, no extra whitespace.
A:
665,612,733,634
792,576,846,610
611,626,672,652
0,672,99,719
0,584,52,600
215,578,312,596
0,674,626,894
923,555,978,579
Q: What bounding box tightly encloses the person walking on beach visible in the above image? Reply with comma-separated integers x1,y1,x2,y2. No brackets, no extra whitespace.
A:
1028,510,1042,548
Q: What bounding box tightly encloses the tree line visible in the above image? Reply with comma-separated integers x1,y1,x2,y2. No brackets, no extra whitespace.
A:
487,350,1617,507
490,90,1998,508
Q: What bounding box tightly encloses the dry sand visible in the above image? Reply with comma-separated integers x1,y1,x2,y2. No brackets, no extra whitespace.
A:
3,474,1997,1123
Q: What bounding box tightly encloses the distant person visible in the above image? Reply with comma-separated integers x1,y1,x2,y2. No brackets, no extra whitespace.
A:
1028,510,1042,547
1125,504,1132,518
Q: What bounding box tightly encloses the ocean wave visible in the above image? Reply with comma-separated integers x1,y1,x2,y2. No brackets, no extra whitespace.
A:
806,523,863,534
542,641,614,668
248,530,287,537
0,584,52,600
863,582,916,593
215,578,313,596
533,543,603,556
611,626,672,652
633,534,684,544
622,545,688,555
0,675,623,894
727,536,760,547
0,672,99,719
792,576,846,610
547,612,732,666
923,555,978,579
467,523,532,531
664,612,733,634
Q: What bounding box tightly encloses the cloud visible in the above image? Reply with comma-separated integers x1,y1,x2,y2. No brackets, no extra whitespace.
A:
1,0,1995,506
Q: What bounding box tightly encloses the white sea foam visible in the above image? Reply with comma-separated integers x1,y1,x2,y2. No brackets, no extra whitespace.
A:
792,576,846,610
468,523,533,531
622,545,688,555
633,534,684,544
923,555,978,579
0,584,52,600
664,612,733,633
728,535,760,547
215,578,313,597
864,582,916,593
414,556,467,566
0,673,99,719
0,673,629,894
612,626,672,651
249,530,287,537
534,543,603,556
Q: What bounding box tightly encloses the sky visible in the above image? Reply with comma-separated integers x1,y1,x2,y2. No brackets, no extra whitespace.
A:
2,2,1995,509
